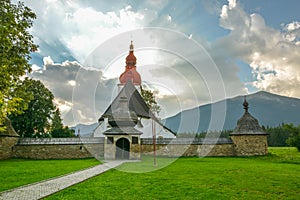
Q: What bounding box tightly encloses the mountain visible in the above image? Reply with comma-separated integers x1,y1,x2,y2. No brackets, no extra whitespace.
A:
164,91,300,133
70,123,98,137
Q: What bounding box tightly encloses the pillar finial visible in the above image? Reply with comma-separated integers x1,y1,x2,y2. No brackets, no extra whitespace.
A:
243,96,249,112
130,40,134,52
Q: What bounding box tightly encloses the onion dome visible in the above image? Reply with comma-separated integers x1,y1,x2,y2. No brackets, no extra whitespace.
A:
125,42,137,66
119,41,141,85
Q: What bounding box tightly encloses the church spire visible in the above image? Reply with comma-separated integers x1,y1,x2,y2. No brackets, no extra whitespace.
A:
119,41,141,85
129,40,134,52
125,41,137,66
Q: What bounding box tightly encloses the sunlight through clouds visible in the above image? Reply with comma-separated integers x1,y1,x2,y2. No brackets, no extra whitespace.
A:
22,0,300,125
218,0,300,98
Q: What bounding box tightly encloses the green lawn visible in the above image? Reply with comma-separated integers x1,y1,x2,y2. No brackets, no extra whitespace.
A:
47,147,300,200
0,158,100,192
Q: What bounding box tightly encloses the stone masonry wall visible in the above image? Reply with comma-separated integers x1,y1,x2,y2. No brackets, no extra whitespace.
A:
141,138,235,157
0,136,269,160
141,144,235,157
14,144,104,159
13,138,104,159
230,135,268,156
0,136,19,160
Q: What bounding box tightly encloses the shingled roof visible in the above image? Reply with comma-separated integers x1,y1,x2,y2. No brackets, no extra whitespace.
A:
99,80,176,135
101,80,150,119
231,97,267,135
103,127,142,135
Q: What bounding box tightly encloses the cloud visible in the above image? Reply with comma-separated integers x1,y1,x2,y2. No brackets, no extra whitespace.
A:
29,24,236,125
43,56,54,65
217,0,300,98
22,0,190,125
27,0,300,126
24,1,175,63
29,56,118,125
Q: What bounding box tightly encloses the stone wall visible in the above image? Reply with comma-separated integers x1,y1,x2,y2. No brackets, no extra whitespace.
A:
13,138,104,159
230,135,268,156
141,138,235,157
0,135,19,160
0,136,269,160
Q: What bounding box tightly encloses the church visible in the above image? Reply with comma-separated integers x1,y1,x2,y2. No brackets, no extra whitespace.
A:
93,41,175,160
92,41,268,160
0,42,269,160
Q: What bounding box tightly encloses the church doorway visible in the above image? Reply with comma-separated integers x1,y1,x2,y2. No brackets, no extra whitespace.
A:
116,138,130,159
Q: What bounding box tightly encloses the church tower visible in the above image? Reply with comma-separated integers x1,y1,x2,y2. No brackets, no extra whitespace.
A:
119,41,141,86
100,42,144,160
98,41,175,160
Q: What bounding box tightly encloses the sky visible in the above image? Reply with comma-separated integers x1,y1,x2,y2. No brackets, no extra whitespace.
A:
18,0,300,126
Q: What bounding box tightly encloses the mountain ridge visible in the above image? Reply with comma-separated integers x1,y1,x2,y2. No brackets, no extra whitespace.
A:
164,91,300,133
72,91,300,136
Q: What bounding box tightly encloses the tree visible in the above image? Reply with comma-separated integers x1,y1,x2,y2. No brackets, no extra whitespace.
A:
0,0,38,132
9,79,55,137
266,123,292,147
50,109,75,138
140,86,161,115
51,109,63,131
285,123,300,151
51,127,75,138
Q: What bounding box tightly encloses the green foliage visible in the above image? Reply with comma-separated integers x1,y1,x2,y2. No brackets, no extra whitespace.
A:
0,158,100,192
266,123,292,146
177,130,232,138
140,85,161,115
285,124,300,151
50,128,75,138
47,148,300,199
0,0,38,132
176,123,300,148
51,109,63,131
9,79,55,137
50,109,75,138
9,79,75,138
51,126,76,138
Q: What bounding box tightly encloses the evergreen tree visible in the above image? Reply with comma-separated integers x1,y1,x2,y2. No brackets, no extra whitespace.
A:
51,109,63,131
285,124,300,151
50,109,75,138
266,123,292,146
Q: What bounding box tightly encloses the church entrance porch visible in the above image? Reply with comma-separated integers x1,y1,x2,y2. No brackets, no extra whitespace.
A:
116,138,130,159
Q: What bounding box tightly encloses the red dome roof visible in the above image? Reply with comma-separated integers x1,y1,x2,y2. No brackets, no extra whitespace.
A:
119,41,141,85
126,51,136,66
119,68,141,85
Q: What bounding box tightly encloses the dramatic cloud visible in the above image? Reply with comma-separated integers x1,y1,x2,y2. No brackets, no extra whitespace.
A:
23,0,300,126
30,57,118,125
217,0,300,98
25,0,174,63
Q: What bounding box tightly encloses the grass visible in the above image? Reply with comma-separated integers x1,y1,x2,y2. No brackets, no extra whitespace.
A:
47,147,300,200
0,158,100,192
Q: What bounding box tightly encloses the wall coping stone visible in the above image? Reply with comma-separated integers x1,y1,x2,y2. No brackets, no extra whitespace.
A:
141,138,233,145
0,134,19,138
16,137,233,145
17,137,104,145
